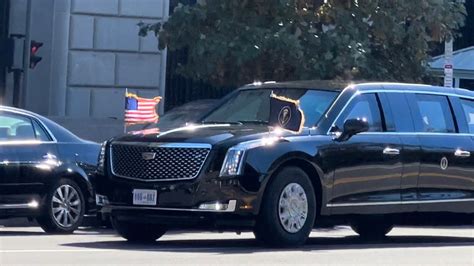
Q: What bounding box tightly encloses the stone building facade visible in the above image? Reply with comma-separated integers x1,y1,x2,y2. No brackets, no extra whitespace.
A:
2,0,169,141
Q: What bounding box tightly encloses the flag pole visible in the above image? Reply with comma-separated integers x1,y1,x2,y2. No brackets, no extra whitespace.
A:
124,88,128,134
269,91,274,136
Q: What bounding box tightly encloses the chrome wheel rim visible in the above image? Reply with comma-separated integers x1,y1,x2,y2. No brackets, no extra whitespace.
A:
278,183,308,233
51,185,81,228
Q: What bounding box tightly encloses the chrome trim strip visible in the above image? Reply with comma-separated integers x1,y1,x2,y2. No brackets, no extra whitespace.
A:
110,142,212,182
358,132,474,137
326,88,474,135
0,160,41,165
0,140,56,145
106,200,237,213
111,142,212,149
0,203,38,210
0,141,44,146
326,198,474,207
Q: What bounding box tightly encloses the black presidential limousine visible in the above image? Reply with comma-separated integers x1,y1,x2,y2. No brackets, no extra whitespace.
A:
95,81,474,247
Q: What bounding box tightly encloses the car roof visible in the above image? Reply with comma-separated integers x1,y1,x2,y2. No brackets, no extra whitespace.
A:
243,80,474,98
241,80,351,91
0,105,45,118
353,82,474,98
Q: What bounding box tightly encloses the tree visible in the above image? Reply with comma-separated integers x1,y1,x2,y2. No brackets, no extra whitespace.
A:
140,0,466,87
456,0,474,50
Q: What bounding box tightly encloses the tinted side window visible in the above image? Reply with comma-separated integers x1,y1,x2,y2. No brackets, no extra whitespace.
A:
337,93,383,132
0,113,36,141
385,92,415,132
460,98,474,133
414,94,456,133
298,90,339,126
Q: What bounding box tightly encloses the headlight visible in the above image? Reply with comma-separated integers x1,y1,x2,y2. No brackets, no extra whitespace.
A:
219,147,245,177
219,136,282,177
97,141,107,173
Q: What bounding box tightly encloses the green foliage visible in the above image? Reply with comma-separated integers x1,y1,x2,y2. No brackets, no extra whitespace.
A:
140,0,466,87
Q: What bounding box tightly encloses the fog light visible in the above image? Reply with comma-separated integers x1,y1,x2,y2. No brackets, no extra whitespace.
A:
199,202,227,210
95,194,109,206
239,204,253,210
198,200,236,212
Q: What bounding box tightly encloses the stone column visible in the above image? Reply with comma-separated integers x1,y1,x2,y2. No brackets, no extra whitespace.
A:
48,0,71,116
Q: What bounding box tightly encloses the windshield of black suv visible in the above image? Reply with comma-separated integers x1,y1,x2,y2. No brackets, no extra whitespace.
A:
201,88,339,127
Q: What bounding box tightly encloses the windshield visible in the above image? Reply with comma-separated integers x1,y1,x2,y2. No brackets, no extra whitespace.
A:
202,88,339,127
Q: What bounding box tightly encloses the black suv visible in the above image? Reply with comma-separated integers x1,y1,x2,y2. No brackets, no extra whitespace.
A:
95,81,474,247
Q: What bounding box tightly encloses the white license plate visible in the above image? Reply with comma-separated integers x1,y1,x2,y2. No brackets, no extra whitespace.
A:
132,189,157,206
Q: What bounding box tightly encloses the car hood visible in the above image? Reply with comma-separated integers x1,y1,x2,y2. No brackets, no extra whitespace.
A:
113,124,310,147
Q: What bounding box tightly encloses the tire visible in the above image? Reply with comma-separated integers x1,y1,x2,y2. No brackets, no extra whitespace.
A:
37,179,85,234
111,217,167,243
253,166,317,247
351,219,393,240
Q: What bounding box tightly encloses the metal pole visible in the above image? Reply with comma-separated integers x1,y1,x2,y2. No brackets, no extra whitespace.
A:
124,88,128,134
444,38,454,88
20,0,32,107
12,69,21,107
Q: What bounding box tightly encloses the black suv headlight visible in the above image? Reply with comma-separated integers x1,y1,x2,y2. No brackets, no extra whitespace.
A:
219,136,282,177
97,141,107,173
219,147,245,177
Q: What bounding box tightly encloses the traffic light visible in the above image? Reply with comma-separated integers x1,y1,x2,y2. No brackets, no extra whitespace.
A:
29,40,43,69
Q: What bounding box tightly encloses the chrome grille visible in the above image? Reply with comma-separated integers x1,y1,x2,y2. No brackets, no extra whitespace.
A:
111,142,211,181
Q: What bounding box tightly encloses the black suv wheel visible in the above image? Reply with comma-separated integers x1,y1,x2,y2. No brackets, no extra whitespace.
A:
37,179,85,234
254,166,316,247
112,217,167,243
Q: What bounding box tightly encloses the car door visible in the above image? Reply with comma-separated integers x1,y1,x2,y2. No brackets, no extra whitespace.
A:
383,91,421,212
406,93,474,213
0,111,58,206
326,92,403,214
450,97,474,210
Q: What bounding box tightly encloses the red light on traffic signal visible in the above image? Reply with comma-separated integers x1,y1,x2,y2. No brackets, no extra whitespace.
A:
30,40,43,69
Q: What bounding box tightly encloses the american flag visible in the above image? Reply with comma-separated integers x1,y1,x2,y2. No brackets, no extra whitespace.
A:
124,93,161,125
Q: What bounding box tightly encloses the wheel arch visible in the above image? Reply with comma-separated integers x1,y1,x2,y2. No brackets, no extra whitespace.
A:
50,164,95,213
257,154,324,216
277,158,323,216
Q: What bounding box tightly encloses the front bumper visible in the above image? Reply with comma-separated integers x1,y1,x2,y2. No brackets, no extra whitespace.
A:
98,199,255,229
95,167,261,229
97,197,237,213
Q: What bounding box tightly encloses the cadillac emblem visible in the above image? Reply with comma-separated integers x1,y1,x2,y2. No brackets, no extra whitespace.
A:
142,152,156,161
278,106,292,126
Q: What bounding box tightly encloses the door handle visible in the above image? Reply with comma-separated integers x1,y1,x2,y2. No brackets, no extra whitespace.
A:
454,149,471,158
383,147,400,155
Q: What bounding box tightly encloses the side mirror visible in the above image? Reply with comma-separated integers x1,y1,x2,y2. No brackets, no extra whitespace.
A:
335,118,369,141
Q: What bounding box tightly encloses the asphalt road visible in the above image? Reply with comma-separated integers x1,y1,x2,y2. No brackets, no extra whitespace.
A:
0,225,473,265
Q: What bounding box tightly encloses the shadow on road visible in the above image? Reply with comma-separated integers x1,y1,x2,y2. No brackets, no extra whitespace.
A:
0,227,116,237
61,234,474,254
0,230,46,236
